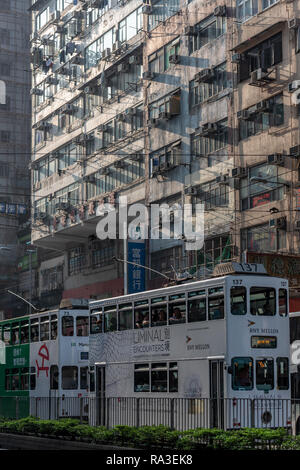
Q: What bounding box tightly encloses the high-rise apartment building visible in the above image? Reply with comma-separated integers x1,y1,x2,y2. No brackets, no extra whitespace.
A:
30,0,300,311
0,0,31,318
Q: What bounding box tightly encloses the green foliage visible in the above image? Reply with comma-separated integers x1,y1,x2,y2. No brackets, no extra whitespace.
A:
0,416,296,449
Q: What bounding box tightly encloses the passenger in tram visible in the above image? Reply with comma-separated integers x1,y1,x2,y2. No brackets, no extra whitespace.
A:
142,314,150,328
169,308,184,324
152,310,167,326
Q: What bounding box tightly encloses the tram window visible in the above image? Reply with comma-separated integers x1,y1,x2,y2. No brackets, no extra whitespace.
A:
277,357,289,390
188,290,206,298
231,286,247,315
169,293,185,300
50,315,57,340
76,316,89,336
62,316,74,336
134,303,150,329
134,364,150,392
279,289,288,317
119,303,133,331
169,362,178,392
90,366,95,392
256,358,274,391
62,366,78,390
20,368,29,391
80,367,88,389
188,298,206,322
90,313,103,334
151,297,167,327
169,302,186,325
151,363,167,392
30,319,39,342
30,367,36,390
11,369,19,391
20,321,29,344
40,316,49,341
290,317,300,343
50,365,59,390
232,357,253,390
250,287,276,316
5,370,10,390
11,323,20,345
208,295,224,320
104,306,117,332
3,325,10,345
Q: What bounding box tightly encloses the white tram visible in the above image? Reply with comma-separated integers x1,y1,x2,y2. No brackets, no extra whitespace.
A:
28,298,89,419
89,263,291,430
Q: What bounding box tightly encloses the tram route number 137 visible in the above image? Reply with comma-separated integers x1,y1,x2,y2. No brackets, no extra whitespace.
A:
232,262,266,274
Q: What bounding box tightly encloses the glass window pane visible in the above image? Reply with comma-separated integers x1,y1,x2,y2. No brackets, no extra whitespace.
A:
20,321,29,344
250,287,276,316
51,315,57,340
279,289,288,317
151,363,167,392
76,316,89,336
30,319,39,342
208,295,224,320
62,366,78,390
40,316,49,341
232,357,253,390
169,302,186,324
80,367,88,390
62,316,74,336
188,298,206,322
231,286,247,315
256,358,274,391
50,365,59,390
134,364,150,392
277,357,289,390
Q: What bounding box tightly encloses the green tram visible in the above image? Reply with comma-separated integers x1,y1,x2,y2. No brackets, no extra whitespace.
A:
0,299,89,419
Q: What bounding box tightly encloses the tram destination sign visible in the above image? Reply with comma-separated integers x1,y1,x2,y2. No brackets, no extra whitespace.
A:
213,262,267,277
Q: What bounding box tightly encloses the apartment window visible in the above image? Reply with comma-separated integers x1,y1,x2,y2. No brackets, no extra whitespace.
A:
149,39,180,73
149,91,181,119
150,140,181,175
68,246,86,275
239,94,283,141
151,246,182,279
189,15,226,54
86,0,109,26
90,239,115,269
192,235,233,274
0,164,8,178
190,63,227,107
36,6,51,31
262,0,279,10
191,119,228,157
0,131,10,143
148,0,180,31
240,163,284,210
194,180,229,210
119,7,142,42
85,28,115,70
0,1,10,11
241,223,286,252
236,0,258,22
0,29,10,46
296,27,300,54
238,33,282,82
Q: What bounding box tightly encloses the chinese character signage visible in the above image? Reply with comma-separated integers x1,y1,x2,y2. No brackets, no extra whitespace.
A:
127,240,146,294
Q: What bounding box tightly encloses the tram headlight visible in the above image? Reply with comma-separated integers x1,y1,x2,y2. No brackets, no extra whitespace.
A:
261,411,272,424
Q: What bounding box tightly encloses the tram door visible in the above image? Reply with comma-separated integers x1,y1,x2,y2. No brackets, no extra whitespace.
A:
209,360,224,429
96,365,106,426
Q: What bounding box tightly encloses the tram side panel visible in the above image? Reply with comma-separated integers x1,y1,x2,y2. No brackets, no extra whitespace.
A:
89,322,225,429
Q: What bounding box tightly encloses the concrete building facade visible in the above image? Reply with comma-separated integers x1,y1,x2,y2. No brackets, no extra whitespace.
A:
30,0,300,309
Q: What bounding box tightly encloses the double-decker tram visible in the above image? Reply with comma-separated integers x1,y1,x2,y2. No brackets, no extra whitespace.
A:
0,299,89,419
89,263,290,430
